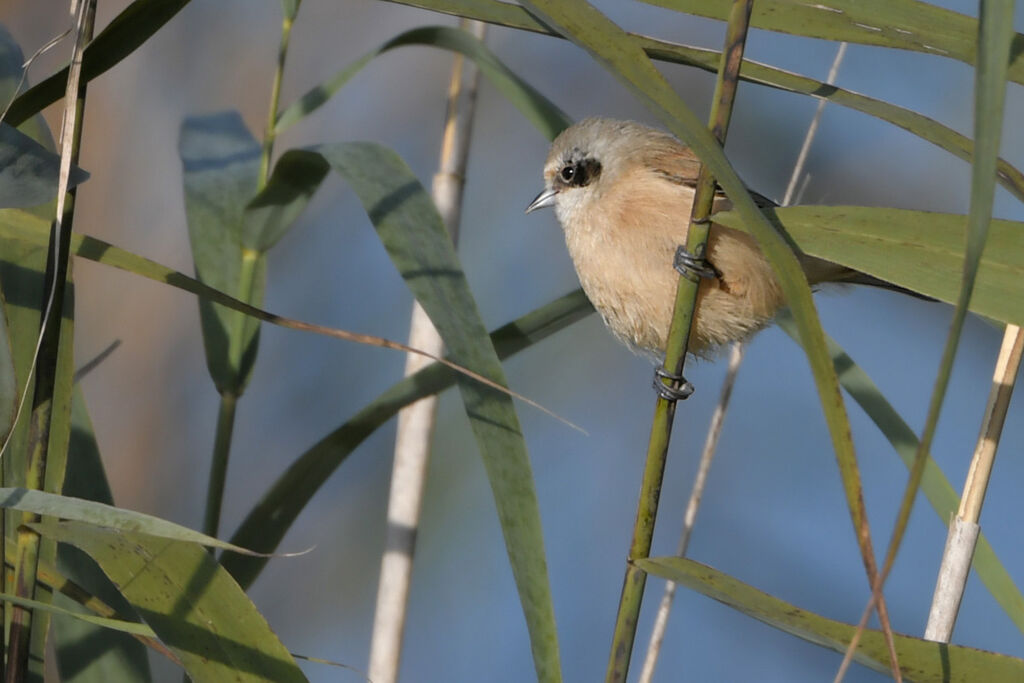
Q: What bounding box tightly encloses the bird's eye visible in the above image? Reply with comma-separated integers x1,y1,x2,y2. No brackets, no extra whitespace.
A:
557,159,600,188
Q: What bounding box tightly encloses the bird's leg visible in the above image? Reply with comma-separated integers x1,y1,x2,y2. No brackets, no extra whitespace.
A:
656,220,719,401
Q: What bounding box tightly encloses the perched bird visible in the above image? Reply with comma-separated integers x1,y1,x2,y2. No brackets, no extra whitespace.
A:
526,117,905,358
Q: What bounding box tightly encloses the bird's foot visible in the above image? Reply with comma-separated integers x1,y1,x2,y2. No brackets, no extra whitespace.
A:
673,243,718,282
653,366,695,402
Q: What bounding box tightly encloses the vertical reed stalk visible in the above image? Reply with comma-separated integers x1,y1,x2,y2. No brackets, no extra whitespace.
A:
636,342,744,683
367,19,486,683
202,4,296,539
637,43,850,682
5,1,94,680
604,4,753,682
924,324,1023,641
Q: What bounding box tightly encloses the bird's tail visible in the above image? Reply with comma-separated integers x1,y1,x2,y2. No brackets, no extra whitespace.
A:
799,254,935,301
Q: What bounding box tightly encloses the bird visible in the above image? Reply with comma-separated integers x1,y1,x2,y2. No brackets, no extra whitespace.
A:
526,117,912,359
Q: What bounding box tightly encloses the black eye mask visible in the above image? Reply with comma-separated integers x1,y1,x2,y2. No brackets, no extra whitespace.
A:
557,157,602,188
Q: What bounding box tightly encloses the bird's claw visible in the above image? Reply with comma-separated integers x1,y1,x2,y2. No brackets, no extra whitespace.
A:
653,366,695,402
674,244,718,283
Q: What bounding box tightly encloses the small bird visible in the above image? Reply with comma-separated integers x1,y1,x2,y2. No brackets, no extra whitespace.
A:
526,117,906,358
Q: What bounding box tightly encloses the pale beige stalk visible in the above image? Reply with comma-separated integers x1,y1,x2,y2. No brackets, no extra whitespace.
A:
924,324,1023,642
368,19,487,683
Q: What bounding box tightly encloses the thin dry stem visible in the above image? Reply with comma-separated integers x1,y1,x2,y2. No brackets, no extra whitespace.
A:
781,43,847,206
0,27,72,125
958,324,1023,523
367,19,486,683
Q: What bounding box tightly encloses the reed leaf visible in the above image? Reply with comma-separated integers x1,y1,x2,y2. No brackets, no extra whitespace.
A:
54,390,152,683
378,0,1024,203
0,488,275,557
711,206,1024,328
643,0,1024,85
179,112,265,396
319,141,561,682
243,150,328,252
0,592,153,638
32,520,307,683
0,124,88,209
0,206,557,401
223,287,592,586
877,0,1016,593
637,556,1024,682
274,25,571,140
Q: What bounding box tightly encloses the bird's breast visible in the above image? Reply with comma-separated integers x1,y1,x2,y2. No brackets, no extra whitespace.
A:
560,176,787,356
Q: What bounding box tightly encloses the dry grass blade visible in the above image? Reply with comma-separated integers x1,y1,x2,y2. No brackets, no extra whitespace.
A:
0,28,72,125
264,307,581,432
0,204,580,432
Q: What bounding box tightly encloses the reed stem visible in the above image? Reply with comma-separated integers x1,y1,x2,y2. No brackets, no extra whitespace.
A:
604,4,753,681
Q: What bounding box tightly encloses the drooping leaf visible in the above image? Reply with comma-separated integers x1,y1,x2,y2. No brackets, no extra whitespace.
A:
637,556,1024,682
198,137,566,680
204,140,578,682
179,111,264,395
34,521,307,683
711,207,1024,330
320,141,561,682
275,25,571,140
223,289,593,588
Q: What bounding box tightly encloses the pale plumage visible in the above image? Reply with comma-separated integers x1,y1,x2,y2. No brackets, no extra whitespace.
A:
526,117,857,357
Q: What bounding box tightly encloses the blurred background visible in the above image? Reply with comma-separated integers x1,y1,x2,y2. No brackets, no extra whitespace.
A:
2,1,1023,681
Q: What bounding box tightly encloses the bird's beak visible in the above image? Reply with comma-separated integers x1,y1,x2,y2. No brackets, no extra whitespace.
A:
525,187,558,214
